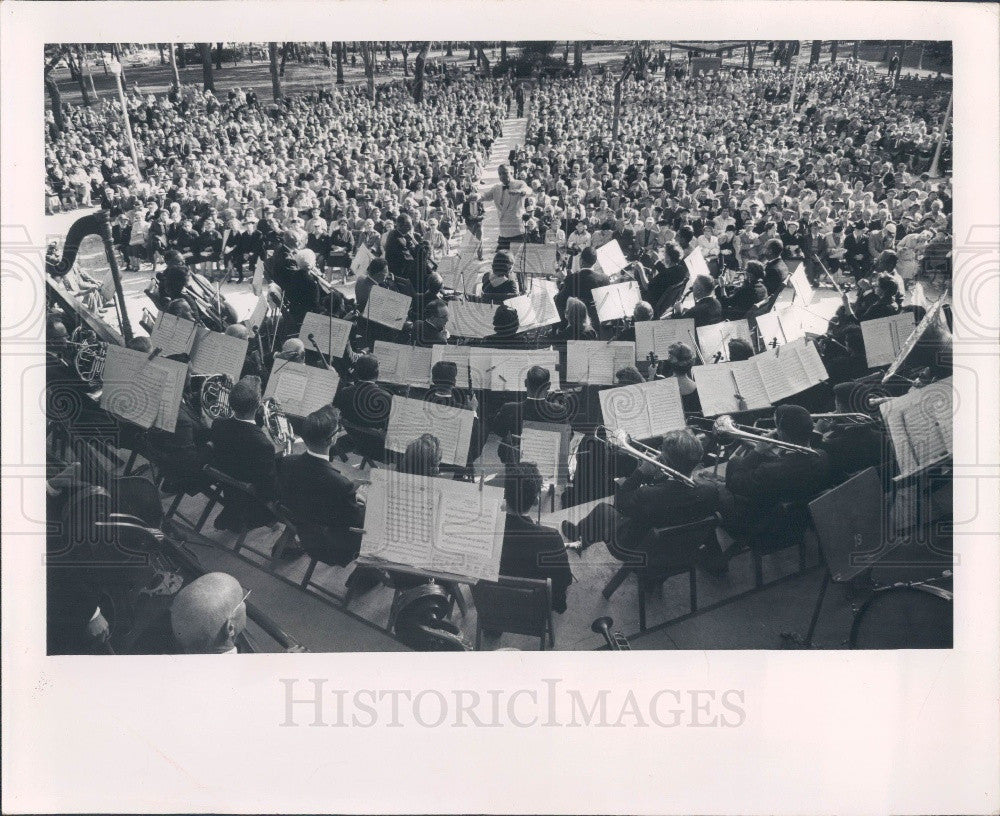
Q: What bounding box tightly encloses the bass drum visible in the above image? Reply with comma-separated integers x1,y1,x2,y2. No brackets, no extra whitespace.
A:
850,582,953,649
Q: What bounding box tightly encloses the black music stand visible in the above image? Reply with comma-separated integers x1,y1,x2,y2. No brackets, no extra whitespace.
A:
781,467,887,648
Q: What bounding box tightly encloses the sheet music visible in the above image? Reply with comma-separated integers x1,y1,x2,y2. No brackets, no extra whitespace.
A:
467,349,495,390
491,349,561,392
755,310,789,348
731,360,771,410
448,301,497,339
754,347,797,402
634,318,696,359
150,357,188,433
99,346,163,429
248,291,270,330
373,341,432,388
789,266,815,306
861,312,918,368
884,295,947,382
150,312,198,357
191,330,248,382
299,312,352,359
693,362,762,416
511,242,558,279
565,340,636,385
879,377,953,478
595,240,628,276
431,344,471,386
796,340,829,384
386,395,474,466
437,254,481,296
598,378,686,440
264,360,341,417
684,247,712,279
360,470,505,582
592,281,642,323
351,243,374,277
365,285,412,330
522,278,561,332
697,320,754,362
519,425,562,481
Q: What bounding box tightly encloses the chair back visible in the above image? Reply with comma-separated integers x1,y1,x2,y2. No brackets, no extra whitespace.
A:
471,576,552,639
115,476,164,528
275,501,357,568
203,465,255,497
341,420,387,463
643,513,720,574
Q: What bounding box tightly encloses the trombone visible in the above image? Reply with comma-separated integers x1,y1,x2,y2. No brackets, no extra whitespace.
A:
712,415,822,456
809,412,875,425
598,425,697,487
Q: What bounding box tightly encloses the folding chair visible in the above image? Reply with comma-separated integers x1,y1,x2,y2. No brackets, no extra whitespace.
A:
470,576,554,650
202,466,279,560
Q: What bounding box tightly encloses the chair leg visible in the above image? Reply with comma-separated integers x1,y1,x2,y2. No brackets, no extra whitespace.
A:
799,539,808,573
548,611,555,649
638,580,647,632
123,450,138,476
194,496,218,532
233,526,250,554
475,623,482,650
163,492,184,521
689,568,698,613
602,566,631,600
754,552,764,589
447,581,468,617
300,557,318,588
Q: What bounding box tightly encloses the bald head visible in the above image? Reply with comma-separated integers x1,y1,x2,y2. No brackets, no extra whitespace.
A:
171,572,247,654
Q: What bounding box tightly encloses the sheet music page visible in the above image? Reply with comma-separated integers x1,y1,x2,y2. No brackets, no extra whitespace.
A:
467,348,495,390
191,331,248,382
599,382,653,440
350,243,374,277
386,396,474,466
635,318,696,359
644,378,687,436
526,278,561,329
693,362,744,416
298,312,352,359
405,345,433,388
491,350,561,392
885,296,946,381
149,357,188,433
248,291,270,330
780,346,814,396
431,344,471,386
448,301,497,339
365,285,412,330
593,281,642,323
731,360,772,410
697,320,753,361
789,266,815,305
565,340,603,382
300,367,341,417
518,425,562,481
151,312,198,357
777,306,806,343
684,247,712,279
861,313,916,368
755,310,786,349
506,294,538,331
517,243,558,278
880,377,953,477
586,348,616,386
754,347,796,402
797,340,829,384
386,472,439,560
431,480,506,581
99,346,161,429
372,340,405,384
595,239,628,276
273,369,309,406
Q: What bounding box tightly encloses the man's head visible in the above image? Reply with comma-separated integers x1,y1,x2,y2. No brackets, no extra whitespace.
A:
659,429,704,476
229,376,262,419
353,354,379,382
171,572,248,654
279,338,305,362
633,301,654,322
525,365,551,398
692,274,714,300
774,404,814,446
764,238,784,260
579,247,598,268
727,338,755,361
367,257,388,279
498,164,512,185
400,433,442,477
504,461,543,515
395,214,412,234
431,360,458,388
225,323,250,340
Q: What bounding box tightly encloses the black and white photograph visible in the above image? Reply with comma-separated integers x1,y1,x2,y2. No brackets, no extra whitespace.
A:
2,2,998,813
40,36,957,654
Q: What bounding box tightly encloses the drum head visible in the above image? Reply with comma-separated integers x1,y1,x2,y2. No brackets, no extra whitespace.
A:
850,584,953,649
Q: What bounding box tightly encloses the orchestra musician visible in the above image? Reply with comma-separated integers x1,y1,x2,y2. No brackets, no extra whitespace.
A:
560,429,728,574
554,246,611,330
761,238,790,296
667,273,722,326
491,365,570,445
480,250,521,304
333,354,391,458
817,383,887,482
408,271,450,346
612,300,654,342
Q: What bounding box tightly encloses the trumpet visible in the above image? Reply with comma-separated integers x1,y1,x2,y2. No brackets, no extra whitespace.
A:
592,616,631,650
712,415,822,456
598,425,697,487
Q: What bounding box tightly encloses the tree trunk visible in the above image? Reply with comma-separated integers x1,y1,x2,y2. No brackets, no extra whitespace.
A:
469,43,476,61
385,41,392,61
574,41,584,75
269,43,283,101
178,43,186,69
75,46,92,105
158,43,166,65
198,42,215,91
81,45,99,101
111,43,127,86
359,42,376,100
475,44,490,71
280,42,290,76
612,79,623,141
336,42,345,84
401,44,409,77
168,42,181,90
322,41,332,68
412,41,430,102
851,41,859,60
500,43,507,66
446,41,453,57
46,75,65,135
214,42,224,71
810,40,822,66
831,41,839,63
747,41,756,72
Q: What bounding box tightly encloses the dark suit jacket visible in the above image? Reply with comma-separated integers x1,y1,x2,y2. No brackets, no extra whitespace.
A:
335,380,392,430
614,472,720,548
277,453,365,563
209,417,277,499
674,295,722,327
491,395,571,440
554,266,612,327
384,229,419,287
763,258,790,296
499,513,573,613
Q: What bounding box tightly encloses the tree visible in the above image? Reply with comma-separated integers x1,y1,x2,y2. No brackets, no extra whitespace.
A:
168,42,181,91
359,42,376,100
268,42,283,101
279,42,291,76
214,42,224,71
198,42,215,91
177,42,187,69
69,46,92,106
810,39,822,66
158,43,166,65
746,41,756,72
831,41,840,63
44,46,67,135
446,41,453,57
500,42,508,66
400,42,410,77
412,41,430,102
335,42,345,84
468,43,476,61
611,43,645,141
574,40,584,75
475,43,490,71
